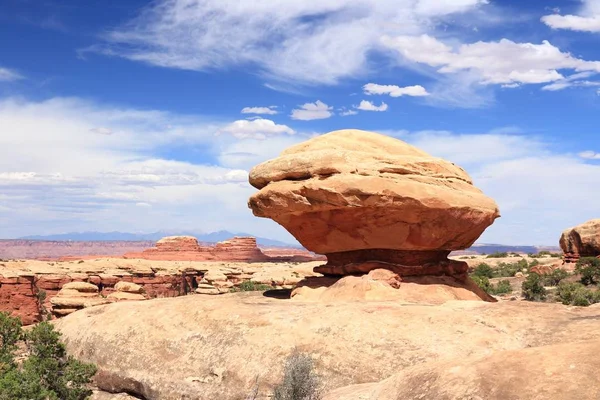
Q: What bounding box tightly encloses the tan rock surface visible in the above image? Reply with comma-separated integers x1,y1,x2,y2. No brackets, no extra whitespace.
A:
560,219,600,261
248,129,500,255
324,339,600,400
56,293,600,400
292,273,494,303
114,281,144,293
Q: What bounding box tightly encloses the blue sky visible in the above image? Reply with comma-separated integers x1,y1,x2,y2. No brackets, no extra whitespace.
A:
0,0,599,246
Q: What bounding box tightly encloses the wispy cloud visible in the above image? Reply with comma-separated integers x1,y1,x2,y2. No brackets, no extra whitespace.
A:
241,106,278,115
0,67,23,82
90,0,489,85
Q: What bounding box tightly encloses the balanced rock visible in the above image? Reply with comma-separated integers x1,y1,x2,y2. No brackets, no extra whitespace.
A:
248,129,500,300
560,219,600,263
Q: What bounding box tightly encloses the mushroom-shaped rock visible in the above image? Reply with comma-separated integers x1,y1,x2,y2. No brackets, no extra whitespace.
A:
248,129,499,301
560,219,600,263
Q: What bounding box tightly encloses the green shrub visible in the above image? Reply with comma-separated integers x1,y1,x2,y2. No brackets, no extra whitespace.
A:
556,281,585,305
231,281,273,292
522,273,547,301
0,313,96,400
273,351,321,400
490,280,512,295
472,263,493,278
471,275,491,293
486,252,508,259
556,281,600,306
576,257,600,285
543,268,569,286
493,259,527,278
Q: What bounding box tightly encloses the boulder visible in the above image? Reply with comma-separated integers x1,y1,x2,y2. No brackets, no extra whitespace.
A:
560,219,600,263
114,281,144,294
248,129,499,300
61,281,99,293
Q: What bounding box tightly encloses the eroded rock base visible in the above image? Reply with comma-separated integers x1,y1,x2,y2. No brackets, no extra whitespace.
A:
315,249,469,277
291,269,495,303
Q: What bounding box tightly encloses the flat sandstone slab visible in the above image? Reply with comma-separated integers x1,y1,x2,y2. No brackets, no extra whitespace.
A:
56,292,600,400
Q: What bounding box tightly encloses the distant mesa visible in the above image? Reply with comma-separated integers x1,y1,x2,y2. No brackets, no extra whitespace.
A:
248,129,500,303
560,219,600,264
123,235,322,263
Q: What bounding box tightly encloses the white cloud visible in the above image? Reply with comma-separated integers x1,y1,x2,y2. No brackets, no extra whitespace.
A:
363,83,429,97
218,118,294,139
391,130,600,245
291,100,333,120
579,151,600,160
241,106,278,115
0,97,295,240
356,100,388,111
382,34,600,86
91,0,489,85
339,109,358,116
542,0,600,32
0,67,22,82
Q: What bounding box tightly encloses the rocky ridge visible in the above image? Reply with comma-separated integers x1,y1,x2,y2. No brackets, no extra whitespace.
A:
0,258,320,324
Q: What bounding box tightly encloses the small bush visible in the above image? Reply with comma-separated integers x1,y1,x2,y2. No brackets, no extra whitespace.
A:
471,275,491,293
0,313,96,400
522,273,547,301
232,281,273,292
576,257,600,285
543,268,569,286
273,351,321,400
490,280,512,295
486,252,508,259
556,281,600,306
556,281,584,305
493,259,527,278
472,263,493,278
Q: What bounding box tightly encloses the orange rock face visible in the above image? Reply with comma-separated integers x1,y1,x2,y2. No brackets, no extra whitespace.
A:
560,219,600,263
248,129,500,284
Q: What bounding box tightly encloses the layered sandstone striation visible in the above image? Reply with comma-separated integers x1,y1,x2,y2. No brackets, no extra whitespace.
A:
248,129,500,301
0,258,321,324
560,219,600,263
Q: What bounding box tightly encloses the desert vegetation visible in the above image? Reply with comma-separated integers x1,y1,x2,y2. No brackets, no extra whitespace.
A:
273,351,322,400
0,312,96,400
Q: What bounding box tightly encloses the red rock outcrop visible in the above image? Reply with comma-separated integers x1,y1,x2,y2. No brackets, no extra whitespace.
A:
0,258,321,324
123,236,321,262
560,219,600,263
248,129,500,301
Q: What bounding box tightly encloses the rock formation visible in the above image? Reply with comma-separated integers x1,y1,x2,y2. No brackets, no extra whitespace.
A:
0,258,321,324
560,219,600,263
122,235,321,262
50,282,110,318
248,129,500,301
